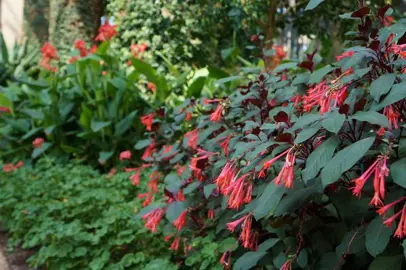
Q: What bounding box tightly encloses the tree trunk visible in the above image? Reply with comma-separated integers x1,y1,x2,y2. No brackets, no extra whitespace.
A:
23,0,50,43
263,0,278,71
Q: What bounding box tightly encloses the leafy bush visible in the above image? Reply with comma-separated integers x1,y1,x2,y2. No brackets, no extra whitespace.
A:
130,5,406,269
0,160,177,269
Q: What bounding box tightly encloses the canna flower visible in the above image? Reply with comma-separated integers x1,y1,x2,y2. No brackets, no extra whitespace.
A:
40,42,58,60
336,50,354,61
74,39,87,57
147,82,156,92
170,237,180,251
69,56,78,64
141,113,155,131
95,21,118,42
120,150,132,160
32,137,44,149
383,105,400,130
142,208,164,232
89,45,98,54
138,192,153,207
184,129,199,149
351,155,389,207
0,107,11,113
173,210,188,231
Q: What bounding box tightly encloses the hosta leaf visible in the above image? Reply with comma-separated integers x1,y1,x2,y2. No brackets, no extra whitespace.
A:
233,251,267,270
253,182,285,220
322,112,346,134
352,111,389,128
302,136,340,181
391,158,406,188
369,74,396,102
365,216,394,257
321,137,375,187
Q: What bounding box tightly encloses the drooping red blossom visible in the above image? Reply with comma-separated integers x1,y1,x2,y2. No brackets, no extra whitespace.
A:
95,21,118,42
377,196,406,216
175,190,185,201
351,155,389,207
185,111,192,121
336,50,354,61
15,161,23,168
173,210,188,231
138,192,153,207
142,139,156,160
259,147,296,188
170,237,180,251
208,209,215,219
142,208,164,232
383,105,400,130
225,174,253,209
210,103,223,122
280,260,293,270
129,169,141,186
141,113,154,131
69,56,78,64
175,164,186,176
220,251,231,267
384,204,406,239
32,138,44,149
106,168,117,178
74,39,87,57
219,136,231,156
227,214,257,250
377,127,386,137
184,129,199,149
149,171,160,193
120,150,132,160
274,45,286,59
215,161,237,194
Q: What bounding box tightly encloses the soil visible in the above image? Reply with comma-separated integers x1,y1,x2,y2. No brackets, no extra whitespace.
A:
0,227,35,270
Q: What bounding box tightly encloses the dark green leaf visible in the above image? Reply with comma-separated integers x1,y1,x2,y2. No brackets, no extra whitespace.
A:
297,249,308,268
98,151,114,164
370,74,396,102
352,111,389,128
376,82,406,110
305,0,325,10
365,216,394,257
204,184,217,199
31,142,52,158
134,139,152,150
292,114,322,130
114,111,137,136
322,111,346,134
309,65,334,84
391,158,406,188
91,119,110,132
253,182,285,220
321,137,375,187
258,238,279,252
302,137,340,181
368,256,403,270
233,251,267,270
294,125,321,144
166,201,186,223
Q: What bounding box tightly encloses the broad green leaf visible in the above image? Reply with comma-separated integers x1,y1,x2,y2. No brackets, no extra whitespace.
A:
275,184,322,216
321,137,375,187
322,112,346,134
336,230,365,256
365,216,394,257
91,119,111,132
315,252,339,270
21,127,42,140
258,238,279,252
391,158,406,188
305,0,325,11
370,74,396,102
309,65,334,84
98,151,114,164
166,201,187,223
302,137,340,181
114,111,137,136
164,173,181,193
233,251,267,270
274,62,297,73
294,125,321,144
292,114,322,130
376,82,406,110
253,182,285,219
0,32,9,63
368,256,403,270
132,59,158,83
187,77,206,97
399,138,406,158
215,76,242,85
352,111,389,128
0,92,12,111
297,249,308,268
204,184,217,198
134,139,152,150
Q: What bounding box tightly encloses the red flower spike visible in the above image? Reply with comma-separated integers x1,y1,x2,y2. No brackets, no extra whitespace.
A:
383,105,400,130
219,136,231,156
215,162,237,194
210,103,223,122
142,208,164,232
226,215,247,232
383,209,402,228
138,192,153,207
129,169,141,186
173,210,188,231
142,139,156,160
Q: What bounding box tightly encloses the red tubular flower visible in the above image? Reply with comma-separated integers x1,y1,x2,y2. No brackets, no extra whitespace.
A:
129,169,141,186
377,127,386,137
141,113,154,131
149,171,160,193
3,164,16,173
170,237,180,251
175,164,186,176
274,149,296,188
391,205,406,238
350,155,389,206
219,136,231,156
227,214,257,250
226,215,247,232
220,251,231,267
32,138,44,149
74,39,87,57
226,174,252,209
89,45,98,54
336,50,354,61
215,162,237,194
176,190,185,201
120,150,132,160
142,208,164,232
15,161,23,168
208,209,214,219
142,139,156,160
383,105,400,130
210,103,223,122
95,21,118,42
184,129,199,149
173,210,188,231
138,192,153,207
377,196,406,216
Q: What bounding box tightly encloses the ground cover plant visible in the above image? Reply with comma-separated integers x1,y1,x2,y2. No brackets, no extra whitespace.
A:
129,4,406,269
